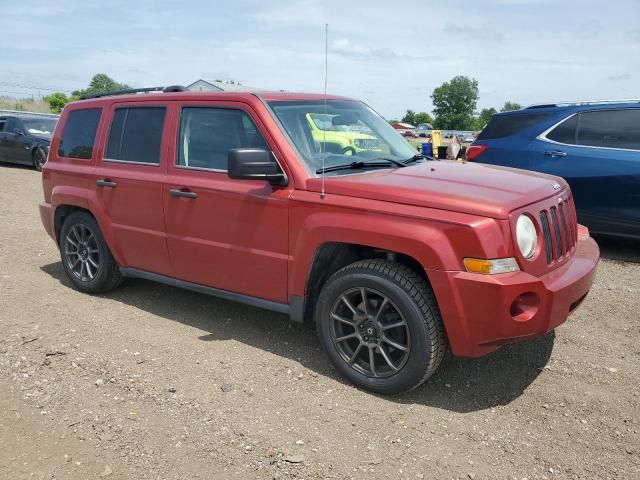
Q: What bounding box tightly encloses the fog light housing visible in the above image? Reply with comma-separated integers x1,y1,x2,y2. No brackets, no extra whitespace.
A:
510,292,540,322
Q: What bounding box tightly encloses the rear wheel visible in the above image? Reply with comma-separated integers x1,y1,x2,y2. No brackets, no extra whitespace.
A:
32,147,47,172
316,259,446,395
59,211,123,293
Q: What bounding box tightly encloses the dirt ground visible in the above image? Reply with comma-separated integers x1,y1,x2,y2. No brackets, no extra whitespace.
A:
1,164,638,480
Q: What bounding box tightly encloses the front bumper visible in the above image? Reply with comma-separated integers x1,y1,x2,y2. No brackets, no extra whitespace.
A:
427,229,599,357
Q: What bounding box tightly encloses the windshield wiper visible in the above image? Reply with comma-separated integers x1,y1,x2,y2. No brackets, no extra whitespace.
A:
316,160,404,174
403,153,434,164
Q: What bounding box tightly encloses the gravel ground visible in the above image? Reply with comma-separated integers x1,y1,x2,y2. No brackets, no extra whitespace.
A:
1,164,638,480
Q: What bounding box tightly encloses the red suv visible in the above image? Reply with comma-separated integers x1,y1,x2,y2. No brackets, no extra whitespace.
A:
39,87,599,394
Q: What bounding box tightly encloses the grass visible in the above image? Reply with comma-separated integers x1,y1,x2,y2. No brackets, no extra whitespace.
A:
0,96,51,113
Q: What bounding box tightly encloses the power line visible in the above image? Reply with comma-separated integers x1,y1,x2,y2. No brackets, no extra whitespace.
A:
0,81,78,93
0,89,44,96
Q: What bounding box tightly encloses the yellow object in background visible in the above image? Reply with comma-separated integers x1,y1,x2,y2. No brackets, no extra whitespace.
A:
430,130,441,157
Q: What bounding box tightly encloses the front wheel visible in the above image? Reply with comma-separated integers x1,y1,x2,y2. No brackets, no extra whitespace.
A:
32,147,47,172
316,259,446,395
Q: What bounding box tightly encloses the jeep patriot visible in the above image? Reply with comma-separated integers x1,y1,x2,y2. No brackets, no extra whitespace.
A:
39,87,600,394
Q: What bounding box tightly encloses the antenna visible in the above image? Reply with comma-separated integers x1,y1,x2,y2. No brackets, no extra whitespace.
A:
320,23,328,200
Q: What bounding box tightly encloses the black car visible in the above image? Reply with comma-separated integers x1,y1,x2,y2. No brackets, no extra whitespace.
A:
0,112,58,171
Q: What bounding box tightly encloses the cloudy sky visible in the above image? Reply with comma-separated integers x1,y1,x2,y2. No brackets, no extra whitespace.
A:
1,0,638,118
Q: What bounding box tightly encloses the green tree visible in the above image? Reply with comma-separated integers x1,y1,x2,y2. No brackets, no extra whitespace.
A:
473,107,497,130
401,109,416,125
72,73,130,98
414,112,434,126
401,110,434,127
500,101,522,112
431,76,479,130
43,92,70,113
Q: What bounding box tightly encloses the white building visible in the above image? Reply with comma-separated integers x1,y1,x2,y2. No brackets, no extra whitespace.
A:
185,79,262,93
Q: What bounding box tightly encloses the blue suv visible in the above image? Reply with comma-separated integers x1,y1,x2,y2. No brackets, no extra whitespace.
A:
467,101,640,239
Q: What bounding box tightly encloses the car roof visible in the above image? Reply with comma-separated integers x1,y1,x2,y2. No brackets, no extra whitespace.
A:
495,100,640,117
70,90,355,108
0,113,58,120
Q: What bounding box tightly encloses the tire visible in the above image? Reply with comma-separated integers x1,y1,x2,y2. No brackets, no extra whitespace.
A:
315,259,446,395
32,147,47,172
59,211,123,293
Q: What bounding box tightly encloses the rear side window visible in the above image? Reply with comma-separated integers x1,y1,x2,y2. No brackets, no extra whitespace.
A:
476,113,550,140
177,107,268,170
0,119,5,132
106,107,166,164
546,114,578,144
577,109,640,150
58,109,102,159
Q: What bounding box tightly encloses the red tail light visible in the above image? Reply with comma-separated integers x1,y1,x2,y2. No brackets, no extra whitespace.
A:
465,144,488,161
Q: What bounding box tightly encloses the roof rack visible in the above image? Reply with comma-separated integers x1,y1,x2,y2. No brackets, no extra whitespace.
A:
79,85,187,100
0,109,59,118
526,99,640,109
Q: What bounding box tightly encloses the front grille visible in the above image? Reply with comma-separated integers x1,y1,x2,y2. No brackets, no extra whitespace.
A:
539,198,577,264
354,138,380,149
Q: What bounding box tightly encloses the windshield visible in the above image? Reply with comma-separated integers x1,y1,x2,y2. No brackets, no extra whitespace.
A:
267,100,418,176
21,117,57,136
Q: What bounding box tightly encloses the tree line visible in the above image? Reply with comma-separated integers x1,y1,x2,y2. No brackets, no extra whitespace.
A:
393,76,521,131
43,74,130,113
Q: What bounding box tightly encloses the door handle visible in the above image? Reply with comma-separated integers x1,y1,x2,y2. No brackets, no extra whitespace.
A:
544,150,567,158
96,179,117,188
170,188,198,199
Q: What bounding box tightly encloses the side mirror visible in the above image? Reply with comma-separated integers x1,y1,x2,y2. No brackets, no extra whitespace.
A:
228,148,287,186
13,128,24,136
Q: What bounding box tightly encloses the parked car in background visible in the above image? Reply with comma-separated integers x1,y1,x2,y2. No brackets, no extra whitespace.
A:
0,112,58,171
401,130,418,138
40,87,598,395
305,113,383,155
416,123,433,137
467,100,640,239
461,133,476,143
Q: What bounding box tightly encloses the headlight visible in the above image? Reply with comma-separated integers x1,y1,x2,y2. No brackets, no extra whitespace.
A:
516,215,537,259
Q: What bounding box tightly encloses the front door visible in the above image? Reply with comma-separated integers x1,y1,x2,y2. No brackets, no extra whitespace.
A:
94,102,173,275
163,102,290,303
1,118,30,164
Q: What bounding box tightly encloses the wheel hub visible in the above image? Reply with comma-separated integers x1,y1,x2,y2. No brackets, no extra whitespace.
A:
359,320,380,345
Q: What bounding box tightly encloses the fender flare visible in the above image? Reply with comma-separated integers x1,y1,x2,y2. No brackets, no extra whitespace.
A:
288,211,461,299
50,186,126,265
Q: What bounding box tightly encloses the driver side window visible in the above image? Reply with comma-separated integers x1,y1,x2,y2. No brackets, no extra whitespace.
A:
5,118,21,134
177,107,268,171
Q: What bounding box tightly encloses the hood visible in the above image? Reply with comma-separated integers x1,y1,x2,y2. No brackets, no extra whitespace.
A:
306,160,567,219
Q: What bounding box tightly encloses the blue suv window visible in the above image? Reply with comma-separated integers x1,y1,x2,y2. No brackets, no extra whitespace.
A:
547,114,578,144
577,109,640,150
476,113,550,140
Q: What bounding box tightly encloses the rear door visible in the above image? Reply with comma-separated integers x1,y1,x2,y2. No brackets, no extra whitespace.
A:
94,101,173,275
163,101,290,303
532,108,640,235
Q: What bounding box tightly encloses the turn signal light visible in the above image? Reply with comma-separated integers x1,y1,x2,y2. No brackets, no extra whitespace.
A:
463,257,520,275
